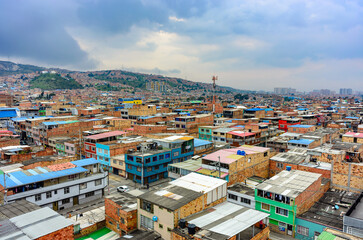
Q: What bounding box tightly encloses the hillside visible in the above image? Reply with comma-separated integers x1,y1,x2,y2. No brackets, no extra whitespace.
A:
0,60,250,93
30,73,83,90
0,60,45,76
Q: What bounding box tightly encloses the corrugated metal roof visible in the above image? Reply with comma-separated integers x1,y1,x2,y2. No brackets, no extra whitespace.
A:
85,130,126,140
10,207,73,239
170,172,226,193
187,202,269,237
194,139,212,147
72,158,99,167
0,166,88,188
288,139,314,145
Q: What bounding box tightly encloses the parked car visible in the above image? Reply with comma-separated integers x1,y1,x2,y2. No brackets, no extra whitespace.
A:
117,185,129,193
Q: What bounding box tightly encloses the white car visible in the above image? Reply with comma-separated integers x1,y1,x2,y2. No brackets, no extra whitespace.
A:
117,185,129,193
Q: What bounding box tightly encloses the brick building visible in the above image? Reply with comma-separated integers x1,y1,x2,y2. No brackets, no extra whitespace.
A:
137,173,227,240
105,194,138,236
199,145,270,185
255,170,325,237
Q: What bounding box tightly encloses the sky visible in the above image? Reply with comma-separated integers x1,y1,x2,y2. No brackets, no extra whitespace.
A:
0,0,362,92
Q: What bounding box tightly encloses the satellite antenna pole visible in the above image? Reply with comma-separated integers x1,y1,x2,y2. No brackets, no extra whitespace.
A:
212,76,218,113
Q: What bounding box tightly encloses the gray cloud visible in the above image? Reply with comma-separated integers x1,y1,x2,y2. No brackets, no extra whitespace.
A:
0,0,97,69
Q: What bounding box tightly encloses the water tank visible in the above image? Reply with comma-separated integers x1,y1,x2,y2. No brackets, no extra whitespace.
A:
188,224,196,235
286,166,292,171
179,219,186,228
152,216,158,222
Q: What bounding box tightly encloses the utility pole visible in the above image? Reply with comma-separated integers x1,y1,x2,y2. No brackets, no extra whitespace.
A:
79,129,82,159
141,145,144,188
218,156,221,179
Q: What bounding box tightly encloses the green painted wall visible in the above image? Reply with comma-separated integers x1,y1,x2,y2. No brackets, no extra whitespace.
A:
255,195,296,226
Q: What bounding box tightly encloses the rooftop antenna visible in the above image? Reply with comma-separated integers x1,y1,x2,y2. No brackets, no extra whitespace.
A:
212,76,218,113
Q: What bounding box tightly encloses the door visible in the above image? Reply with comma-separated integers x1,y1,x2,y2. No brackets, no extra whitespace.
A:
287,224,293,236
73,196,78,205
53,201,58,211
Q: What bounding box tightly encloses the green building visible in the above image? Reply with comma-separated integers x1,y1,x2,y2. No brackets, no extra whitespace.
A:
198,126,216,141
255,169,322,238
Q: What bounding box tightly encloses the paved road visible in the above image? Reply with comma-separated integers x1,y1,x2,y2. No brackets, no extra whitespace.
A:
269,232,296,240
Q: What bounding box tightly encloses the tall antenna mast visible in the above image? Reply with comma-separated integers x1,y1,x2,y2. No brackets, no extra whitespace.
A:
212,76,218,113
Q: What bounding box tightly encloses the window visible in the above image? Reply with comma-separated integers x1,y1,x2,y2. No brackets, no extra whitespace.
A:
46,191,52,199
35,194,41,201
86,145,90,150
92,147,95,151
261,203,270,211
201,128,205,132
104,150,108,155
86,191,95,197
228,193,238,201
173,151,179,157
297,225,309,236
276,207,288,216
159,224,163,229
327,154,332,160
64,187,70,194
276,162,283,168
137,167,141,172
54,190,57,194
136,157,142,163
241,197,251,205
127,164,132,170
119,161,123,166
147,167,152,172
120,217,125,224
165,153,170,158
140,215,153,230
86,153,90,157
127,155,133,161
163,163,168,168
98,148,102,153
167,227,172,232
113,160,117,164
154,165,159,170
141,200,154,213
95,179,102,186
68,174,78,180
264,152,268,157
159,155,164,160
62,198,70,204
145,158,150,163
152,156,157,162
80,183,87,190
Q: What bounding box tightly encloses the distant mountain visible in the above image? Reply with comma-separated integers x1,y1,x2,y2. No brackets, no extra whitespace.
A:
30,73,83,90
0,60,45,76
0,60,250,93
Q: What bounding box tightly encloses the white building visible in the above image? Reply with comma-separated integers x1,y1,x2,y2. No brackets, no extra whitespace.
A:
0,158,108,211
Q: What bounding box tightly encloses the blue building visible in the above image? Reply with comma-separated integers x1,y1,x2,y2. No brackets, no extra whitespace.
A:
96,143,112,170
155,136,194,163
125,142,172,184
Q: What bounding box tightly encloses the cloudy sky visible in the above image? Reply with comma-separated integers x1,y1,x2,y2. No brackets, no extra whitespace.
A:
0,0,362,92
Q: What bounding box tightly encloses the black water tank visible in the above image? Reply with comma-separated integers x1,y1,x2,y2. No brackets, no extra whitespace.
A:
179,219,186,228
188,223,196,235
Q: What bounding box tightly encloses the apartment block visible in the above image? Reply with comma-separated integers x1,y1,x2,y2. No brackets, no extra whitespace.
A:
199,145,270,185
255,170,323,237
0,159,108,210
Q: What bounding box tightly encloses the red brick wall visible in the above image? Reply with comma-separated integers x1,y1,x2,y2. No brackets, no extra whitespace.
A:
0,138,20,148
36,225,74,240
133,125,167,135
